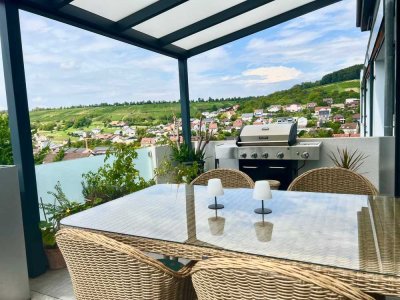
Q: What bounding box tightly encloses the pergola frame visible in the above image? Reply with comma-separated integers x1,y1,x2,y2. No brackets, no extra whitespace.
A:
0,0,398,278
17,0,341,59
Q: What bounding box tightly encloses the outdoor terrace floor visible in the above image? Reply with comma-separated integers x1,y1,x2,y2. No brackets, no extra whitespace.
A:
30,267,400,300
30,269,74,300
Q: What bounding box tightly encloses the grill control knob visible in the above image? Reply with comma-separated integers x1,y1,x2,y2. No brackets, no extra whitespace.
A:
251,153,258,159
240,153,247,159
301,152,310,159
276,152,284,159
262,153,269,159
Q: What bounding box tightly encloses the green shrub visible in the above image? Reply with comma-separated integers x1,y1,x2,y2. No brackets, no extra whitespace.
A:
39,182,89,248
82,143,154,202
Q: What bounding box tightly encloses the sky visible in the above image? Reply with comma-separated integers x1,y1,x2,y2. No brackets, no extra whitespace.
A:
0,0,369,110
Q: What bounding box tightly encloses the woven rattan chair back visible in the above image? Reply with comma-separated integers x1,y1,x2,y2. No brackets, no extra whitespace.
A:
191,258,374,300
56,228,195,300
287,167,378,195
190,168,254,188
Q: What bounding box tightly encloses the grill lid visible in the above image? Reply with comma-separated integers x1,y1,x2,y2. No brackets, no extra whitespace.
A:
237,123,297,146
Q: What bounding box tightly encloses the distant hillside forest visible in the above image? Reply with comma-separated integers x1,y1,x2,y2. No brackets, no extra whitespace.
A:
321,64,363,85
29,64,362,126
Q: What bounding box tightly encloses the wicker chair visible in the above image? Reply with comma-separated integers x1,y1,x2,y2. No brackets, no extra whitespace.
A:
287,167,378,196
191,257,374,300
56,228,196,300
191,168,254,188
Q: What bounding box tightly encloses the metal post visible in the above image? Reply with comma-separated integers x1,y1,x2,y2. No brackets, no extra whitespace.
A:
360,86,367,137
362,86,367,136
0,0,47,277
369,62,374,136
361,85,366,136
178,58,191,146
395,0,400,197
384,0,395,136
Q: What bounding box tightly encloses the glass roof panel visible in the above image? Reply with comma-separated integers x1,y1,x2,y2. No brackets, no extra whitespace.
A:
133,0,246,39
173,0,315,50
71,0,159,22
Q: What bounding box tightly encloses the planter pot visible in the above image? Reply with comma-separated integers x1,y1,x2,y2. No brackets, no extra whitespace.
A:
0,166,30,299
45,247,66,270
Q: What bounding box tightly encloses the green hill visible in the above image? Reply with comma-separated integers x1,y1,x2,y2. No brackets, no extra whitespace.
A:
29,100,239,125
237,79,359,112
29,65,362,127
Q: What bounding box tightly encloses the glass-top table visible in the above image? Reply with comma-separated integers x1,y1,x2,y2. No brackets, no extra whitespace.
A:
61,184,400,296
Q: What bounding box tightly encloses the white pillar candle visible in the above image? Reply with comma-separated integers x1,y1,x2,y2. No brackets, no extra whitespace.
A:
253,180,272,200
207,178,224,197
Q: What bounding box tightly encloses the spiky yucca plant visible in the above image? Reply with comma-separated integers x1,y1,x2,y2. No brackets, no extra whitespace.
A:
328,147,368,172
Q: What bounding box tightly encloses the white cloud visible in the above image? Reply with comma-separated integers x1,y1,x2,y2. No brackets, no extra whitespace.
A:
20,18,50,33
190,47,231,74
78,39,119,53
242,66,302,84
24,53,62,65
241,0,369,82
60,60,78,70
32,96,45,104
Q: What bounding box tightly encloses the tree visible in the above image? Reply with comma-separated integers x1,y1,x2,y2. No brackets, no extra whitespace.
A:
321,121,341,134
0,114,13,165
53,149,65,162
136,127,147,141
34,146,50,165
63,120,74,130
73,117,92,128
40,122,57,131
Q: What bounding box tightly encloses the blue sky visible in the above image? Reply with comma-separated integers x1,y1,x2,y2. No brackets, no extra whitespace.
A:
0,0,369,110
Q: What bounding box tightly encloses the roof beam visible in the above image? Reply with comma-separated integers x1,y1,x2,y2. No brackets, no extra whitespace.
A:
50,0,74,10
115,0,188,32
187,0,342,57
18,0,188,59
159,0,274,47
31,0,73,10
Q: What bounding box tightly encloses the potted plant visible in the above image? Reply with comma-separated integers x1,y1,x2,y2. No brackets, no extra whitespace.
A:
328,147,368,172
155,116,210,183
39,182,87,269
38,219,65,270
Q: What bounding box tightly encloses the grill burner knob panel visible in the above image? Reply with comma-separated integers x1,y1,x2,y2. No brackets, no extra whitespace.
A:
240,153,247,159
262,153,269,159
301,152,310,159
251,153,258,159
276,152,284,159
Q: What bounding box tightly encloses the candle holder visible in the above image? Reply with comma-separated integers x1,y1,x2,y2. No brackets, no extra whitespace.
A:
253,180,272,215
207,178,224,210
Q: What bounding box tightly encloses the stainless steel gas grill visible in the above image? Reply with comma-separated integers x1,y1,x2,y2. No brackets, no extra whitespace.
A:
236,123,297,147
215,124,322,189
